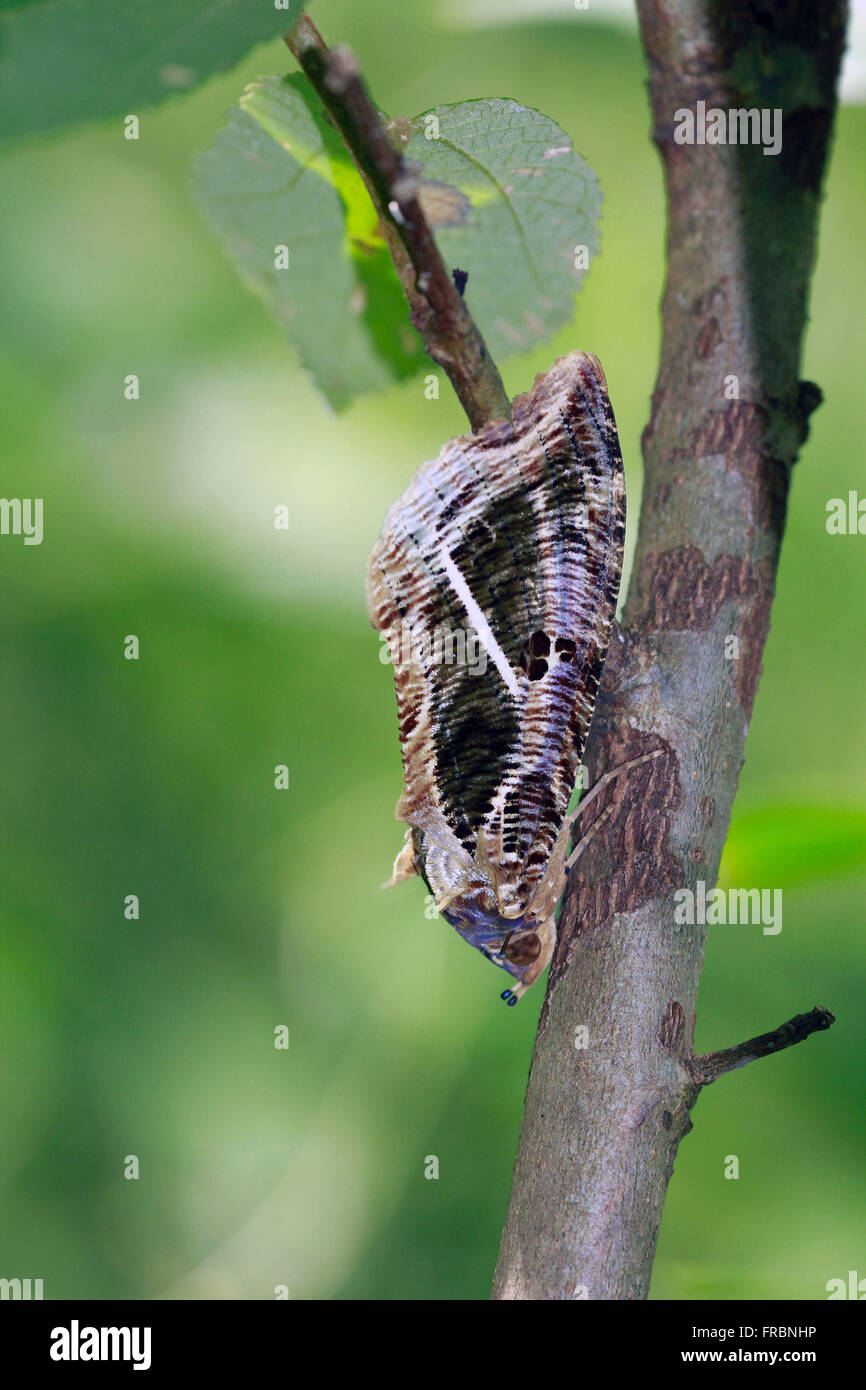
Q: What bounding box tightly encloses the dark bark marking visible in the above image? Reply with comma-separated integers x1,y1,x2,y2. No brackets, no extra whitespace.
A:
734,555,775,718
635,546,756,631
692,281,727,360
540,731,683,1033
660,999,685,1052
695,316,722,360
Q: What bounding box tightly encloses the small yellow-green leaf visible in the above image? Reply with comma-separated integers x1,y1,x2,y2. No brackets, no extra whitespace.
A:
194,75,425,409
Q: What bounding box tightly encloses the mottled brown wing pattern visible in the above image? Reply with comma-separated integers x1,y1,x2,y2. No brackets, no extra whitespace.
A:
366,351,625,999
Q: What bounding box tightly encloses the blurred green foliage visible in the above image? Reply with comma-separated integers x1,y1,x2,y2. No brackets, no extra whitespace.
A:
0,0,303,139
0,0,863,1300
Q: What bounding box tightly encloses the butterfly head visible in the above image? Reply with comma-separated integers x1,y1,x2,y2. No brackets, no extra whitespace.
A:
412,825,556,999
441,898,555,1000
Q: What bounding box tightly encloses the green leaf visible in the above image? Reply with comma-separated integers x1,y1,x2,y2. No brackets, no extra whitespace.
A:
401,98,600,362
0,0,306,139
194,81,601,408
193,74,425,410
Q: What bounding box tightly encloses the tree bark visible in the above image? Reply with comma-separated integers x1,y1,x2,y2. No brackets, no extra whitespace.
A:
493,0,847,1301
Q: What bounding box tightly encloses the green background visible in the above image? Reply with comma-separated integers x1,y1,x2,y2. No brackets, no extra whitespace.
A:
1,0,863,1300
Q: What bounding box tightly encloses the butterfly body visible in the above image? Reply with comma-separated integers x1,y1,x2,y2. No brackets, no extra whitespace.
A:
367,351,625,999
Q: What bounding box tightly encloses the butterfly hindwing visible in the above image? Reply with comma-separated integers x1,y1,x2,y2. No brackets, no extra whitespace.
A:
367,350,625,989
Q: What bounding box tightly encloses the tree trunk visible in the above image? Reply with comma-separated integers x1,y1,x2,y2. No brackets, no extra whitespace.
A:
492,0,847,1301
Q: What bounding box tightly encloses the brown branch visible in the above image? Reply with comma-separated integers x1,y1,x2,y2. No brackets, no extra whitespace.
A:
689,1006,836,1086
285,15,510,432
493,0,847,1301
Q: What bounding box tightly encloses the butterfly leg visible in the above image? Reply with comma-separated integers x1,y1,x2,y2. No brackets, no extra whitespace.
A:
570,749,662,832
564,749,662,872
565,804,613,871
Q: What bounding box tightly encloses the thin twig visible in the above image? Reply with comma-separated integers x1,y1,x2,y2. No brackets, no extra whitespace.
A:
689,1007,836,1087
285,15,510,432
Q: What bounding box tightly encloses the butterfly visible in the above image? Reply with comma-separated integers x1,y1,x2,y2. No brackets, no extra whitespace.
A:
367,351,632,1003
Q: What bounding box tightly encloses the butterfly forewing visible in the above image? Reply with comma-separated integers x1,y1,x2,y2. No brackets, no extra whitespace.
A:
367,350,625,987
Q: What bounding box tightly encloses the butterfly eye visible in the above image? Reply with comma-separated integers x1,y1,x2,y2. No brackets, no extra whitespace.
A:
503,932,542,966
